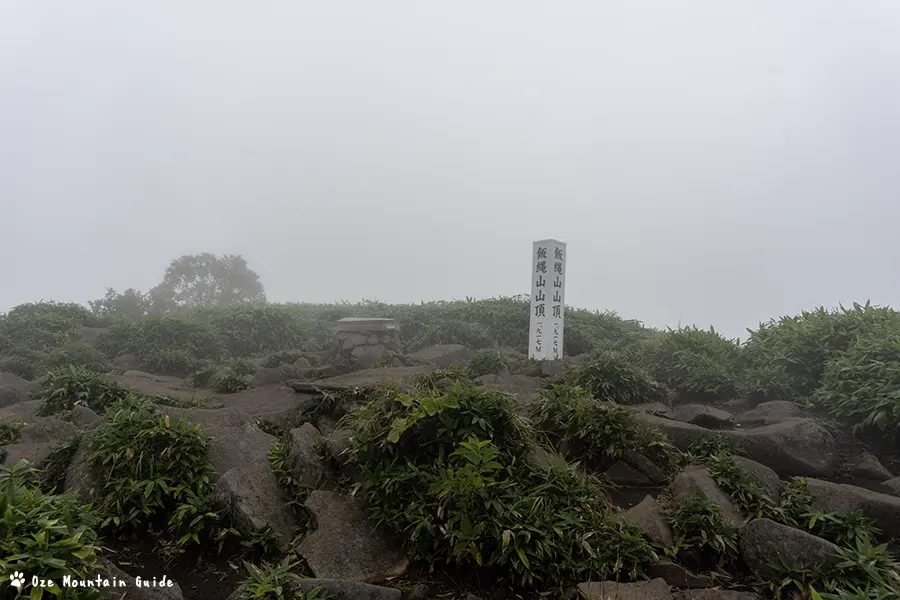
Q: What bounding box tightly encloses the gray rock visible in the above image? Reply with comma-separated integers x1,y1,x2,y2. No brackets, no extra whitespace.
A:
736,401,803,427
289,423,325,486
624,495,674,547
540,360,566,377
604,461,654,486
635,413,708,450
295,579,401,600
623,450,669,485
728,418,837,478
2,442,56,467
577,578,672,600
407,344,474,368
805,478,900,538
848,453,893,481
648,559,714,588
671,466,744,524
0,385,23,408
112,353,142,371
155,406,276,476
99,557,185,600
216,457,297,551
69,405,100,428
0,399,42,423
63,443,94,504
673,591,760,600
18,417,79,444
740,518,841,580
672,405,734,429
630,403,675,418
733,456,781,503
324,428,353,466
883,477,900,497
298,490,408,583
0,372,36,396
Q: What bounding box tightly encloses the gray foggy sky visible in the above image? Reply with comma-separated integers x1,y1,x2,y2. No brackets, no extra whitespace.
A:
2,2,899,340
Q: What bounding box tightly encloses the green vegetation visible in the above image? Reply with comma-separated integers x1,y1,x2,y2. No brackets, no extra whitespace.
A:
233,558,325,600
84,396,236,548
665,494,740,568
0,460,103,600
35,366,132,416
530,383,676,472
344,378,654,589
567,351,670,405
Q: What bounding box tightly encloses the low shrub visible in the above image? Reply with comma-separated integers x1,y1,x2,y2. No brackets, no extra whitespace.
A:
0,422,22,445
815,327,900,433
665,494,740,568
467,349,507,377
530,384,677,473
640,326,741,403
0,460,103,599
84,396,236,548
232,557,324,600
213,367,251,393
346,380,655,589
41,341,110,374
568,351,669,405
34,366,131,417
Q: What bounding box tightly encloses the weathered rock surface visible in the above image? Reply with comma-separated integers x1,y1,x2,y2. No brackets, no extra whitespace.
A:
408,344,474,368
847,452,893,481
289,423,325,485
298,490,409,583
740,518,840,580
99,557,185,600
635,413,707,449
64,443,94,504
111,353,142,371
671,466,743,524
805,478,900,537
294,579,401,600
673,591,760,600
604,461,654,486
672,404,734,429
735,401,803,427
216,457,297,551
623,450,669,485
300,366,435,392
883,477,900,497
0,399,42,423
733,456,781,502
648,559,714,588
475,371,545,409
323,428,353,466
729,418,837,478
2,442,57,467
624,495,674,547
0,385,24,408
219,384,315,430
155,406,275,476
0,372,37,395
577,578,672,600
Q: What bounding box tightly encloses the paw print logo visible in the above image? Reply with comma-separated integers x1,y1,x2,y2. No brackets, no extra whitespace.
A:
10,571,24,588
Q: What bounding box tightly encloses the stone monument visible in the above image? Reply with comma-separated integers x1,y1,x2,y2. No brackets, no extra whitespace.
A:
333,317,402,368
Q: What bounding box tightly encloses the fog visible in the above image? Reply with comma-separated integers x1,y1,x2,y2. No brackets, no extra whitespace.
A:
2,2,899,340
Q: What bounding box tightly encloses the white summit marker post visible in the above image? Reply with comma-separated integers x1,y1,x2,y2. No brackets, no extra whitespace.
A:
528,239,567,361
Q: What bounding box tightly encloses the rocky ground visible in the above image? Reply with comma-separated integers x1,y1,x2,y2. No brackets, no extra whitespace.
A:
2,343,899,600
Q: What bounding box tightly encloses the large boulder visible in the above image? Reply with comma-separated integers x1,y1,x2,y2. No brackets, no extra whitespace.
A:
99,557,185,600
577,578,672,600
671,466,743,524
735,401,803,427
215,457,297,551
804,478,900,538
634,413,708,450
0,372,37,396
728,418,837,478
623,450,669,485
407,344,474,368
623,495,674,547
0,385,24,408
847,453,893,482
672,404,734,429
289,423,325,486
733,456,781,503
740,518,840,580
882,477,900,497
0,399,41,423
604,461,654,486
298,491,408,584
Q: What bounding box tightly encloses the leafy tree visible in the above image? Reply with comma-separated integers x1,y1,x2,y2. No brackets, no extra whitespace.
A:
88,287,149,320
148,253,266,313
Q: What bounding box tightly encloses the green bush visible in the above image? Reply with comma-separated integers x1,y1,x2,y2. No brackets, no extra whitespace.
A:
815,327,900,433
740,302,900,403
530,384,676,472
569,351,669,405
41,341,111,374
0,460,103,600
0,347,47,380
0,422,23,445
233,557,325,600
94,317,223,365
346,380,655,589
213,367,251,393
84,396,235,547
640,326,741,403
467,349,507,377
34,366,131,417
193,304,305,357
665,494,740,568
